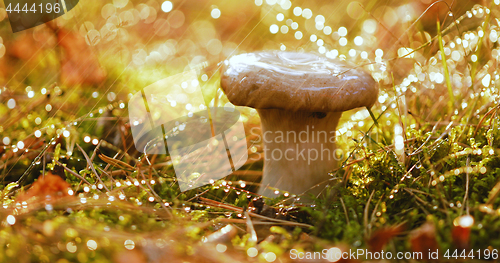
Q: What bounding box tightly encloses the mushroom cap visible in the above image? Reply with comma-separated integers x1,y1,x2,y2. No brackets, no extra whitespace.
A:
220,51,378,112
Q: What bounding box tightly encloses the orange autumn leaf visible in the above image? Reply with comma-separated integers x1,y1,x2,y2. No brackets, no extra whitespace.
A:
8,33,42,61
56,27,106,86
368,224,405,252
451,225,471,250
0,58,7,80
17,172,71,202
451,215,474,250
409,222,439,260
114,250,147,263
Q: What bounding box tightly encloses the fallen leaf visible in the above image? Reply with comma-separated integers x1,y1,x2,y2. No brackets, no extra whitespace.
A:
8,33,42,61
451,225,471,250
409,222,439,260
55,27,106,86
114,249,147,263
451,215,474,250
17,172,71,202
0,57,9,81
368,224,405,252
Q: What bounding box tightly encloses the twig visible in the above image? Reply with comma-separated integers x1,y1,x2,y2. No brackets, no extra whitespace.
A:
89,140,102,165
462,156,470,216
199,197,313,228
340,197,350,226
138,171,173,217
186,189,210,202
230,170,263,177
369,195,384,231
96,166,117,183
76,144,110,191
98,153,135,170
403,188,447,213
473,105,500,137
219,218,308,227
54,160,93,186
364,190,375,239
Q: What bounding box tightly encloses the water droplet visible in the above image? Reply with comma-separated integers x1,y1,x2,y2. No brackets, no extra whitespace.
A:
85,29,101,46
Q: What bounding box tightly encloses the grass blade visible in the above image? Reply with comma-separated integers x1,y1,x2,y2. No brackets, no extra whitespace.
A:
437,20,454,110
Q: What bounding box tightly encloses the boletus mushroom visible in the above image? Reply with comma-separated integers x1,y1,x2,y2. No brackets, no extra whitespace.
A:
221,51,378,198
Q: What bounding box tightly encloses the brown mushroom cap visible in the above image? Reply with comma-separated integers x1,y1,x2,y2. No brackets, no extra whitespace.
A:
221,51,378,112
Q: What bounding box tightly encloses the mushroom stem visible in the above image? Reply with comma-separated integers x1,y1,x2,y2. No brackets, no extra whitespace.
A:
256,109,342,198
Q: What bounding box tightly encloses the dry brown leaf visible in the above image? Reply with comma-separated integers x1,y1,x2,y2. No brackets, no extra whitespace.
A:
367,224,405,252
409,222,439,260
17,172,71,202
8,33,42,61
56,27,106,86
0,57,9,80
451,225,470,250
114,249,147,263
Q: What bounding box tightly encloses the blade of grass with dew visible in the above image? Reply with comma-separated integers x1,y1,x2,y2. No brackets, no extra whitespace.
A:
437,20,454,110
336,104,391,172
366,107,379,127
457,4,493,142
470,3,492,83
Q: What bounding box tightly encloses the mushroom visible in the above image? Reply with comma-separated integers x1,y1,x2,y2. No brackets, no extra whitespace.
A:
220,51,378,198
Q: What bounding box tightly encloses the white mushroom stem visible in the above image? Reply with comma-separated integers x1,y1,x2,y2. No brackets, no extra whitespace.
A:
256,109,342,198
